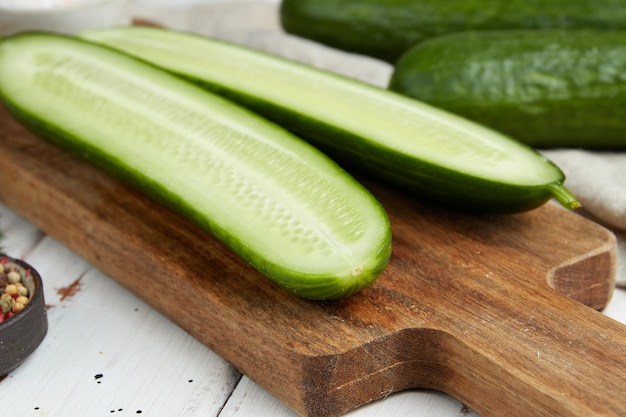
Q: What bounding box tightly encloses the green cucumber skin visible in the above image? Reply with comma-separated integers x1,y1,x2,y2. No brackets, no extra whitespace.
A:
0,33,392,300
82,27,577,214
280,0,626,63
389,30,626,149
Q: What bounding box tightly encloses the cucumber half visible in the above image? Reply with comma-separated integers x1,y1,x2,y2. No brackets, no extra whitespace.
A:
81,27,580,214
0,33,392,300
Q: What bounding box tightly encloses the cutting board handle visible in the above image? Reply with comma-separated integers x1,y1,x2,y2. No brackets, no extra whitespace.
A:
305,244,626,417
434,288,626,416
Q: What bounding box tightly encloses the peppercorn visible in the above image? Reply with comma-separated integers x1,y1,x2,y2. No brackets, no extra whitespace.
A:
11,302,24,314
0,295,13,314
4,284,18,296
16,285,28,297
7,270,21,284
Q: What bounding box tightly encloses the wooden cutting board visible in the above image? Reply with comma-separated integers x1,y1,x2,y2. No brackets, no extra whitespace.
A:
0,106,624,417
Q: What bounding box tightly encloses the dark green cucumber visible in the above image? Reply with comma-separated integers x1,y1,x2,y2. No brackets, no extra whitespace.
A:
82,26,579,214
0,32,392,300
389,30,626,149
280,0,626,63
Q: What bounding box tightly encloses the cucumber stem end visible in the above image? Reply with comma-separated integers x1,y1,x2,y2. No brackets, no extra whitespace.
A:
549,183,581,210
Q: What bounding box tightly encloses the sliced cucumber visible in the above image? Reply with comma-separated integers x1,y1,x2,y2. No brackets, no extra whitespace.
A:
0,32,392,300
81,26,580,214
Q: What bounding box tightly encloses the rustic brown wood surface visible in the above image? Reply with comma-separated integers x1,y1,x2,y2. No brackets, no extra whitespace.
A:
0,107,624,417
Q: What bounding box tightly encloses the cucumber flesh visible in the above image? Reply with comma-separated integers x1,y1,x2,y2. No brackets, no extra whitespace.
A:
0,33,392,300
81,27,580,214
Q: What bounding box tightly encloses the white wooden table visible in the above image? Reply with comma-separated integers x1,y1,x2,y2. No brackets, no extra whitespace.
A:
1,1,625,416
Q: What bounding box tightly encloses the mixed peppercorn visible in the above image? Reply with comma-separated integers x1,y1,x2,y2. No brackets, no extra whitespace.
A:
0,257,31,323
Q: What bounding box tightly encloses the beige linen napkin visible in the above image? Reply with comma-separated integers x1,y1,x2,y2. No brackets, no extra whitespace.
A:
130,2,626,288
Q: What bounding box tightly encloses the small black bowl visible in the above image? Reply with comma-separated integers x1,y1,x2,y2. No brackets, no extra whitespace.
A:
0,255,48,377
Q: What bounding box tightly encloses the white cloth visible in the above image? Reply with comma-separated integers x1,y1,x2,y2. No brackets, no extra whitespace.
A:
130,1,626,288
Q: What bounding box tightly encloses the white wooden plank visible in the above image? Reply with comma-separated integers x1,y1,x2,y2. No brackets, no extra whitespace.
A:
0,204,44,258
0,224,242,417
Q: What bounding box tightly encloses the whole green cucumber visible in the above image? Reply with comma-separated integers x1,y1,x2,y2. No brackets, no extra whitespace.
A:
0,32,392,300
82,26,579,214
280,0,626,63
389,30,626,149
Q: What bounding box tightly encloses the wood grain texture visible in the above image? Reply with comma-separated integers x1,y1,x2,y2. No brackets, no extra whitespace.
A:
0,107,624,417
